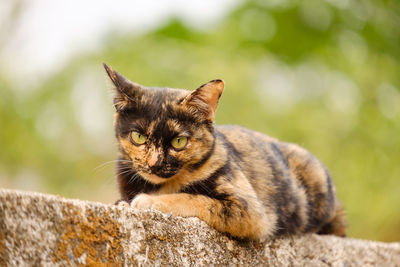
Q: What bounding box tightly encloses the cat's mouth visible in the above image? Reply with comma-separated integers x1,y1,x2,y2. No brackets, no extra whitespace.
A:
148,164,181,179
136,163,182,184
151,169,178,178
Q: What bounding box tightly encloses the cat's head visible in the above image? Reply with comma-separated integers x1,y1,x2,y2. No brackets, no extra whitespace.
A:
104,63,224,184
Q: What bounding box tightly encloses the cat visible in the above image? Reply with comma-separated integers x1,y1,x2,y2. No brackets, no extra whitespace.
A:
103,63,346,240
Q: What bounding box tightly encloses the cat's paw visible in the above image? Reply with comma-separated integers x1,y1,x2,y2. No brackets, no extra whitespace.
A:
130,194,170,213
130,193,155,209
116,200,130,208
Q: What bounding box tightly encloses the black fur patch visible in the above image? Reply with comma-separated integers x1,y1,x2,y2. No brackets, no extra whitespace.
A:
296,167,334,232
180,162,230,200
270,143,289,168
188,138,216,170
266,154,303,235
216,131,244,162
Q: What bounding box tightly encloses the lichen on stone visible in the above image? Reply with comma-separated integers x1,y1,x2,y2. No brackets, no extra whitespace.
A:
53,204,125,265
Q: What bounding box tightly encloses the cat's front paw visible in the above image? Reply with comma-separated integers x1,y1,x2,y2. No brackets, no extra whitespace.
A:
130,194,169,213
131,194,188,217
116,200,130,208
130,193,155,209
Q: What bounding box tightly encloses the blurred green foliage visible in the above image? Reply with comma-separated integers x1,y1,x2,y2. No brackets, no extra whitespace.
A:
1,0,399,241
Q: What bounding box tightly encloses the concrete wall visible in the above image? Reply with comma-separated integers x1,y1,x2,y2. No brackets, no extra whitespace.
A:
0,189,399,266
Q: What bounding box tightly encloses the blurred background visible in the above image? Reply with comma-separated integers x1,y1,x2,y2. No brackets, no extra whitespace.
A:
0,0,399,241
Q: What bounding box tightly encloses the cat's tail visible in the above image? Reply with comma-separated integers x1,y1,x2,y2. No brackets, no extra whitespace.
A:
317,202,347,237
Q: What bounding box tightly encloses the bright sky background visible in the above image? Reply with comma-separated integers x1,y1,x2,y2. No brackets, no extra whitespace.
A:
1,0,239,84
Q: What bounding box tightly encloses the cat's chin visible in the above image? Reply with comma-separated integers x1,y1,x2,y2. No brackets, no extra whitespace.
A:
140,172,170,184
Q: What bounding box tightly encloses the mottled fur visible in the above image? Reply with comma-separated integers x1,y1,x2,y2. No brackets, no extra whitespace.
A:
104,63,346,240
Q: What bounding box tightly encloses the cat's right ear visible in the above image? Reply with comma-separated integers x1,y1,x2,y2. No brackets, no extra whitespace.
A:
182,79,225,122
103,63,142,111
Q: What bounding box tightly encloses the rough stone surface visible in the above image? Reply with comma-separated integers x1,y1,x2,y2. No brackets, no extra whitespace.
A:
0,189,399,266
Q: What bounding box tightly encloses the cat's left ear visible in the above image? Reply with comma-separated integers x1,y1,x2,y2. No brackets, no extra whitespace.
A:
182,79,225,122
103,63,144,111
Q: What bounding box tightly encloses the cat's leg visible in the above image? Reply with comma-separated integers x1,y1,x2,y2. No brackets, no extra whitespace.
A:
130,193,274,240
317,202,347,237
279,142,346,235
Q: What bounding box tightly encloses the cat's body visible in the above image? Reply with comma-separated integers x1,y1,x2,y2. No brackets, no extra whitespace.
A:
104,63,346,240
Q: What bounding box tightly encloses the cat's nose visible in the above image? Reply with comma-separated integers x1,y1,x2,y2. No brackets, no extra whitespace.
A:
148,153,162,169
148,153,158,166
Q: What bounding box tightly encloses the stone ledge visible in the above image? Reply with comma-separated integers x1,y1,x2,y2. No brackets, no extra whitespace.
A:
0,188,399,266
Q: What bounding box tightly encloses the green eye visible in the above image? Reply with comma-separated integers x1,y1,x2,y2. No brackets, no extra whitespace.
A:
131,131,147,145
171,136,188,150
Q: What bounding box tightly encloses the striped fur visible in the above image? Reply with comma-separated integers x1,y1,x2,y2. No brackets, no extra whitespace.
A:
104,63,346,240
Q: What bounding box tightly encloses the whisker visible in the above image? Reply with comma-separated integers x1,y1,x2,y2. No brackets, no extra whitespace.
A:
117,169,134,177
92,159,133,173
128,173,142,184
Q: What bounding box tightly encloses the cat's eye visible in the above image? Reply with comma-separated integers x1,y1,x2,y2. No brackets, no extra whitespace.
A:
171,136,188,150
131,131,147,145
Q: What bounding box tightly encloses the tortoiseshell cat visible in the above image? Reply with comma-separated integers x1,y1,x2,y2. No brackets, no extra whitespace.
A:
104,63,346,240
